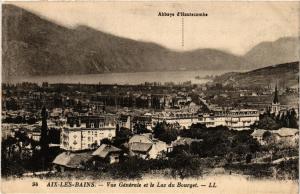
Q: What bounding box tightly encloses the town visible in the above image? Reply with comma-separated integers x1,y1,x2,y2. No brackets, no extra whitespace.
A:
1,76,299,179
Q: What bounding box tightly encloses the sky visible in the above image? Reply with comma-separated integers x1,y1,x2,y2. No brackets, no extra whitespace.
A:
8,1,300,55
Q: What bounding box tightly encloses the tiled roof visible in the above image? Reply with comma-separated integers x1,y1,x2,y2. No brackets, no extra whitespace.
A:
52,152,93,168
130,142,152,152
251,129,267,137
92,144,121,158
274,128,298,137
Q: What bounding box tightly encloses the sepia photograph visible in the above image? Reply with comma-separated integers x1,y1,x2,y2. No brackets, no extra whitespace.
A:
1,1,299,194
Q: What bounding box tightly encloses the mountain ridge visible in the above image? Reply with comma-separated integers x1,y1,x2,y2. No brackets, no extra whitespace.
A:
212,61,299,88
2,4,299,80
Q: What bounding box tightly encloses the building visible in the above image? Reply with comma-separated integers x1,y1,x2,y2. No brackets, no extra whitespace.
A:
272,128,299,148
251,129,267,145
251,128,299,148
224,109,260,130
198,112,227,128
52,152,93,171
92,144,122,164
152,112,199,129
31,128,41,142
198,109,259,130
118,115,131,130
271,85,281,115
50,108,63,119
152,108,259,130
132,115,152,131
128,134,169,159
60,115,116,151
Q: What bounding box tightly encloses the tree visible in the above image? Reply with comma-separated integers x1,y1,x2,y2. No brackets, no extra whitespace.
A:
256,113,281,130
48,128,60,144
288,109,298,128
40,106,49,169
114,127,132,147
158,128,178,144
169,151,202,179
101,138,113,145
134,123,151,134
246,154,252,163
153,122,178,144
153,122,165,138
262,131,276,144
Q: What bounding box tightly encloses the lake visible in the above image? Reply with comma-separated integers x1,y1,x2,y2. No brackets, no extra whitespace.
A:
5,70,230,85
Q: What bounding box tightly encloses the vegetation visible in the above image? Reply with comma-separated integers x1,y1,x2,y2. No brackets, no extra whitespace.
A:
134,123,152,134
153,122,179,144
1,133,61,177
2,114,297,180
254,109,298,130
179,124,261,161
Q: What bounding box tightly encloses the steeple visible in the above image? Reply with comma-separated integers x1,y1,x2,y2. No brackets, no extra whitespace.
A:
273,84,279,104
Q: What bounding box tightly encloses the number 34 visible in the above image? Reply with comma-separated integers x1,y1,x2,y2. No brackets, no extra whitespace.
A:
32,182,38,187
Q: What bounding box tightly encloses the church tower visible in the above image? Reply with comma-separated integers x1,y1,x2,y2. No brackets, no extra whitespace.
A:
271,85,280,115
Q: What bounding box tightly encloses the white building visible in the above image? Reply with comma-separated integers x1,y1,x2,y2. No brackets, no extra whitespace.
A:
198,109,259,130
118,115,131,130
225,109,260,130
60,115,116,151
152,112,199,129
251,128,299,148
152,109,259,130
128,134,169,159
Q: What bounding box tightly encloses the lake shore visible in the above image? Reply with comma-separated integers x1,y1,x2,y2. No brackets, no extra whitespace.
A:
3,70,229,85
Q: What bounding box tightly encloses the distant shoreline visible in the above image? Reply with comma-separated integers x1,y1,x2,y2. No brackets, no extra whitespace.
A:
3,70,230,85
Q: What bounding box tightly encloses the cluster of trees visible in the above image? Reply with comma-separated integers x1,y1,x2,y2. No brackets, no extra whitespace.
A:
153,121,180,144
2,129,62,177
274,109,298,129
2,131,42,177
100,127,133,149
2,107,61,177
152,122,261,163
133,123,151,134
255,109,298,130
178,124,261,162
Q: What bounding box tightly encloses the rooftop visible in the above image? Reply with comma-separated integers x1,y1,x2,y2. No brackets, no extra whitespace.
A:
92,144,121,158
130,142,152,153
52,151,93,168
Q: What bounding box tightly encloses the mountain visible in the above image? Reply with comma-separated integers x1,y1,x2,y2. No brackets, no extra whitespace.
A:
213,61,299,88
2,4,299,80
244,37,300,69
